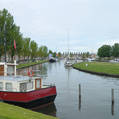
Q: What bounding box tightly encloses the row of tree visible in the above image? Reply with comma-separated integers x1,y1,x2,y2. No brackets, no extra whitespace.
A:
97,43,119,58
0,9,59,62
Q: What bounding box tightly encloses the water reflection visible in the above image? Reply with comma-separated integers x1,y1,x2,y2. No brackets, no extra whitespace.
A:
48,62,53,73
65,66,72,81
37,64,48,79
17,64,48,79
30,103,57,117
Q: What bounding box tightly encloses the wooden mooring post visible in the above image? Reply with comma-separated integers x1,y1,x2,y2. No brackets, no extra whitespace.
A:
111,88,114,116
79,84,81,111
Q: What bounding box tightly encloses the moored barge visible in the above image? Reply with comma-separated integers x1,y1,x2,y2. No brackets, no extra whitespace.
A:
0,61,57,107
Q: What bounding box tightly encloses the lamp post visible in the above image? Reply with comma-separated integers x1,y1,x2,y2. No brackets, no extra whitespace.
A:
4,21,7,63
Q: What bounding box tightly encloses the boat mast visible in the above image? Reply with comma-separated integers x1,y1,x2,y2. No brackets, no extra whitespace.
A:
67,29,70,58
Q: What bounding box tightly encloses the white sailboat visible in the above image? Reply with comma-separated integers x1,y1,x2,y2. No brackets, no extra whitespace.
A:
64,30,73,67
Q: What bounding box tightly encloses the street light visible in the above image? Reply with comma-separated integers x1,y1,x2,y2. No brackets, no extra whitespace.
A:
4,21,7,63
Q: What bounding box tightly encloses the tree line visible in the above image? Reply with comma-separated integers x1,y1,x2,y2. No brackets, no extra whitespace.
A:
97,43,119,58
0,9,59,62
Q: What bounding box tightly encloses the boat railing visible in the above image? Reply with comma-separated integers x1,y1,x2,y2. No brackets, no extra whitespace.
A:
43,83,55,87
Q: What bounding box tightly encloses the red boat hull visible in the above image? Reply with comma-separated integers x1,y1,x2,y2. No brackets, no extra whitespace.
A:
0,86,56,107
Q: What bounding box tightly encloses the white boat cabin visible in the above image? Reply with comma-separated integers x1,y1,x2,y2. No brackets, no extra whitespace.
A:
0,76,44,92
0,61,48,92
0,61,17,76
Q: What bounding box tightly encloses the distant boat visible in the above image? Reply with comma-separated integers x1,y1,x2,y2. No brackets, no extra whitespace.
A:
49,53,56,63
49,57,56,63
64,60,73,67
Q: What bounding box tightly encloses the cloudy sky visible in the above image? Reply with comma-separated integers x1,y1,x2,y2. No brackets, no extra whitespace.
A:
0,0,119,53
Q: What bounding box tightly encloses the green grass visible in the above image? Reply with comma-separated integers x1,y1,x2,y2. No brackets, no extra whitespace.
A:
73,62,119,75
17,60,48,69
0,102,58,119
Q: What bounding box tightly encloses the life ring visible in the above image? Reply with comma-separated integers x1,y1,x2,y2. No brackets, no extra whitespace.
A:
28,70,34,77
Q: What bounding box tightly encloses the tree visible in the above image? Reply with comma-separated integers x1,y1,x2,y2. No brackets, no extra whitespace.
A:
8,25,21,60
97,45,112,57
22,38,31,60
0,8,15,60
16,33,23,60
86,52,90,57
52,52,56,57
112,43,119,57
0,8,23,61
38,46,48,58
30,40,38,59
49,50,53,54
58,52,61,57
0,9,52,62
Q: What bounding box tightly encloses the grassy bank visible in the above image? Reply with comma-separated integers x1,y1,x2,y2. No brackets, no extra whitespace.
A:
73,62,119,76
0,102,57,119
17,60,48,69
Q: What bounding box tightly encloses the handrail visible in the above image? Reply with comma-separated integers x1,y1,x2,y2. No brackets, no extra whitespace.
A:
0,87,18,92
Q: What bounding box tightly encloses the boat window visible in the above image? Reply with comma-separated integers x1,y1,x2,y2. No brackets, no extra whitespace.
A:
5,83,13,91
27,82,33,90
35,79,42,89
7,66,14,75
20,83,27,92
36,79,40,89
0,82,3,91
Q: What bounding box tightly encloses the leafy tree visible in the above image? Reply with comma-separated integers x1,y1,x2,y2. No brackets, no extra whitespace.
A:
16,33,23,60
112,43,119,57
52,52,56,57
49,50,53,54
22,38,31,60
0,8,14,60
30,40,38,59
8,25,21,60
38,46,48,58
0,9,23,61
86,52,90,57
0,9,53,62
58,52,61,57
97,45,112,57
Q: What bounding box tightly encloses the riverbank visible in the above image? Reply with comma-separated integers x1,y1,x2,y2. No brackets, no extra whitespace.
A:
17,60,48,69
0,102,57,119
73,62,119,78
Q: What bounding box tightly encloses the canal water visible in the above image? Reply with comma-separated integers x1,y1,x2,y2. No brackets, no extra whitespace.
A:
17,60,119,119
